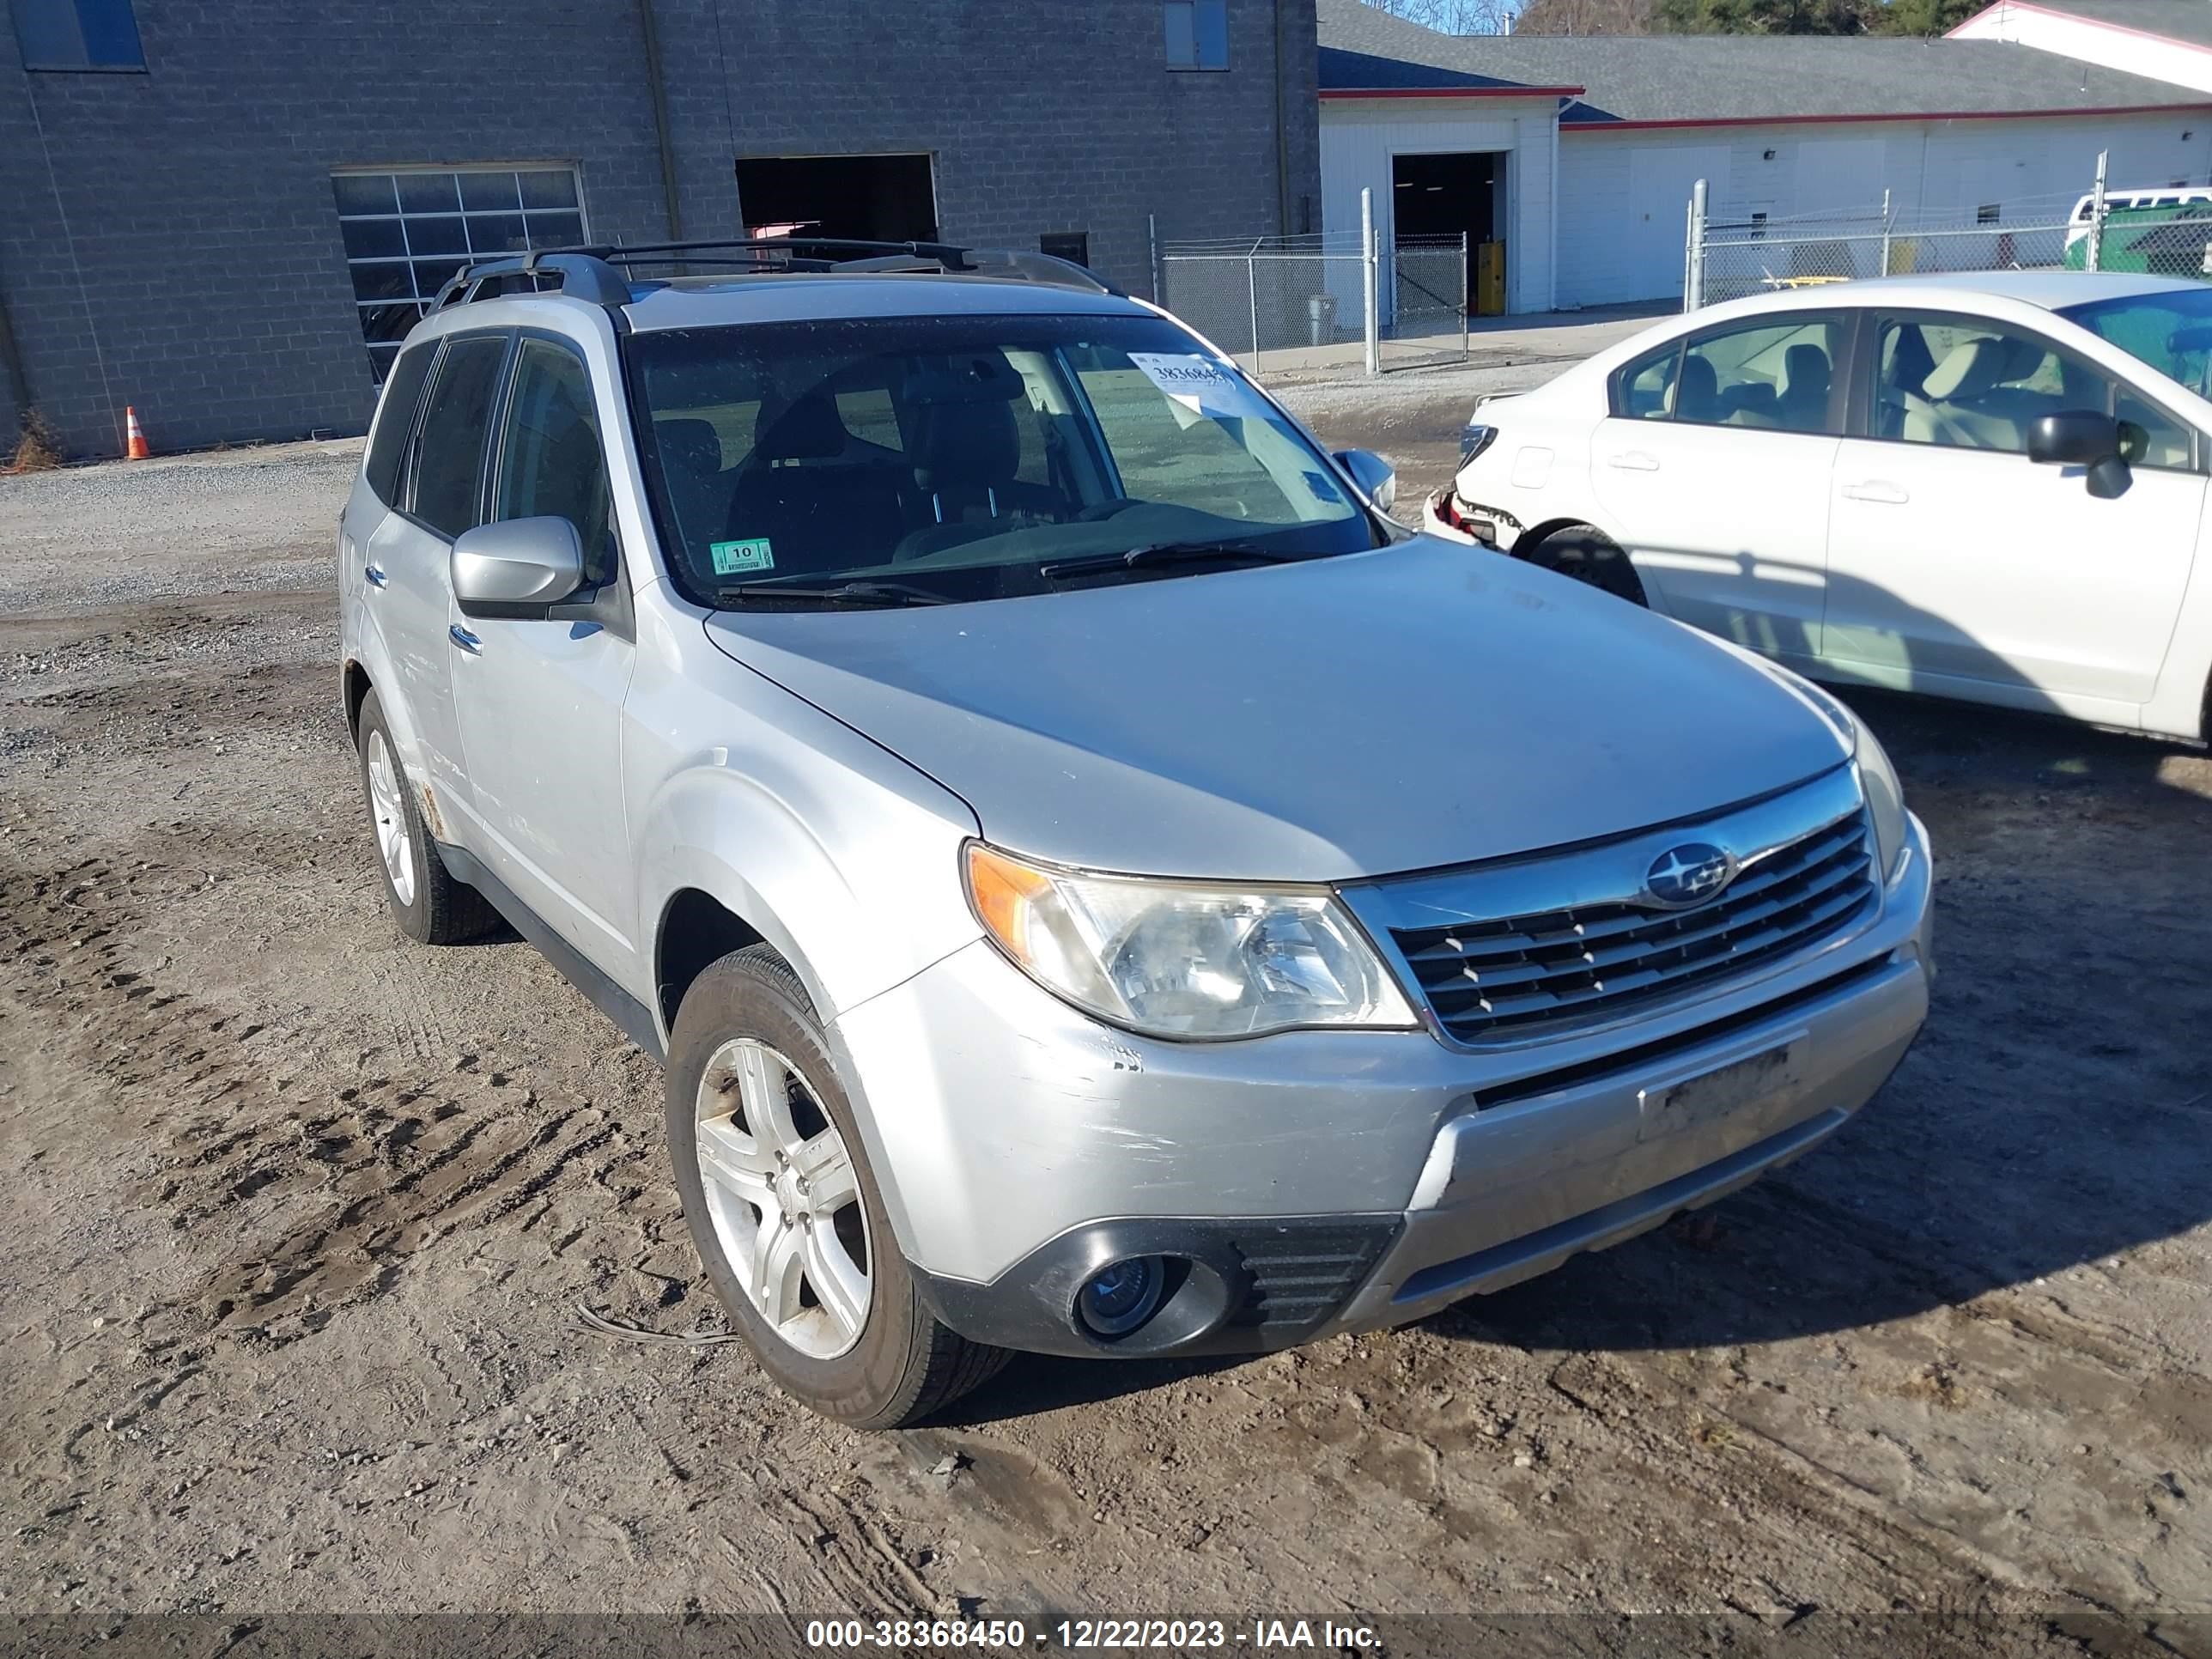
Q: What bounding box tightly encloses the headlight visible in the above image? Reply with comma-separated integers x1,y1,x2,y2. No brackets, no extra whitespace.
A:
1460,422,1499,465
963,843,1419,1040
1854,722,1911,886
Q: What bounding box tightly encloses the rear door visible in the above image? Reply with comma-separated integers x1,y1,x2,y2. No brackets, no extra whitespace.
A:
1822,308,2204,719
448,332,641,981
1588,309,1847,668
370,331,511,818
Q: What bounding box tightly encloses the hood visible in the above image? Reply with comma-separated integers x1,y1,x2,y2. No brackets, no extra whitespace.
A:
702,539,1850,883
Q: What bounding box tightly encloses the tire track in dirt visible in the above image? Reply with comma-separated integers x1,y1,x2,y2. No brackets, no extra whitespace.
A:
0,806,656,1344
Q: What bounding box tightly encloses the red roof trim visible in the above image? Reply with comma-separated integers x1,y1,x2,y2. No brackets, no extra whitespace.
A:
1563,101,2212,131
1320,84,1584,100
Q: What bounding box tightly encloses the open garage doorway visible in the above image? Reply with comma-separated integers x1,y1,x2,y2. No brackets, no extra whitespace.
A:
1393,150,1507,315
734,153,939,243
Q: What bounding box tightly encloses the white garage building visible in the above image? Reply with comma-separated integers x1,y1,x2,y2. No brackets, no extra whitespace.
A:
1317,0,2212,313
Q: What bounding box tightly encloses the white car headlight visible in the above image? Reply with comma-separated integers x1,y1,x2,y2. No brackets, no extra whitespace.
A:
1854,722,1911,886
964,843,1419,1040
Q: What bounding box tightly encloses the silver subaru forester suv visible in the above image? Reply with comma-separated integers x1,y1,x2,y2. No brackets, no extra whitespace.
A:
338,238,1932,1426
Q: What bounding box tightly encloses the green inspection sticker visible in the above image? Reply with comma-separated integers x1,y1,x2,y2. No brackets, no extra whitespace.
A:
709,538,775,575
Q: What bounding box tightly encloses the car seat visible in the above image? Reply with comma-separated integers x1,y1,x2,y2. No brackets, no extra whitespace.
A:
652,417,730,562
724,387,913,574
1778,343,1832,432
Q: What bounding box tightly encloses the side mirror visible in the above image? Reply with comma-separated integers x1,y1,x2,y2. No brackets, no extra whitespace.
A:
2028,410,2131,499
452,517,586,619
1334,447,1398,514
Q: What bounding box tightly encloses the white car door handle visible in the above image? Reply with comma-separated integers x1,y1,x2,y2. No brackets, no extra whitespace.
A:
448,624,483,655
1607,451,1661,472
1841,480,1909,505
363,563,388,588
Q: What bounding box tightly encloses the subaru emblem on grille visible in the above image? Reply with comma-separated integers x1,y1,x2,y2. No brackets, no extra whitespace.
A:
1644,841,1736,908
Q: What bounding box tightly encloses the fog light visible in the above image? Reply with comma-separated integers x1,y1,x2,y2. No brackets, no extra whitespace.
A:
1077,1257,1164,1337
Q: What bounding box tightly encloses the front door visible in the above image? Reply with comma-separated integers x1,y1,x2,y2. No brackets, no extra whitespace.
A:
448,333,641,981
1589,310,1848,668
1823,310,2204,720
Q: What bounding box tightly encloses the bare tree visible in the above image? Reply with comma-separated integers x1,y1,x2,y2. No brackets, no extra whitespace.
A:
1360,0,1518,34
1512,0,1652,32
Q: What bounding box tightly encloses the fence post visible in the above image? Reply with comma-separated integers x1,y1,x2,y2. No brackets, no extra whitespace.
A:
1148,213,1163,306
1880,187,1893,277
2087,149,2109,272
1685,178,1708,311
1246,238,1262,374
1361,187,1380,376
1461,229,1470,362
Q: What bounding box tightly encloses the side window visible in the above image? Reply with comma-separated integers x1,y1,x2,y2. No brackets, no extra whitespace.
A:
1675,315,1844,434
1614,342,1681,420
1876,313,2192,468
2115,387,2193,471
363,340,437,507
408,335,509,538
494,338,616,582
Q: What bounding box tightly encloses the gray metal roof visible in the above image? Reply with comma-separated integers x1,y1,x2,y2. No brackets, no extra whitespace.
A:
1317,0,2212,123
1983,0,2212,49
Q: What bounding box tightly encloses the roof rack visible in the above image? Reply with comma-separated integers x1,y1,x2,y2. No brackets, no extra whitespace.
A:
428,237,1123,313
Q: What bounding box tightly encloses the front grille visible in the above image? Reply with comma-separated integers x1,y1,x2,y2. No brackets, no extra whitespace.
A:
1392,809,1875,1045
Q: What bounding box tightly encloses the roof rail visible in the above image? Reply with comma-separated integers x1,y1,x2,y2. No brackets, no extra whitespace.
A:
428,237,1122,313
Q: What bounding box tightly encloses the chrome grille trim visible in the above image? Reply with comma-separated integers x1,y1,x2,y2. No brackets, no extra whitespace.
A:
1341,764,1878,1048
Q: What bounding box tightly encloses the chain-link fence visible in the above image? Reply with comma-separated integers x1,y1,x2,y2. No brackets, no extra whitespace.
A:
1387,235,1471,373
1686,166,2212,310
1156,232,1468,378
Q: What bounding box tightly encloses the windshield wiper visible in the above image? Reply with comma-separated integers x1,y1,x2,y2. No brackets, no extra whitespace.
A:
1037,540,1310,582
714,580,951,609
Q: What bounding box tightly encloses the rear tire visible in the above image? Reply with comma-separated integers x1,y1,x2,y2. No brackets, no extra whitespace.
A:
666,944,1007,1428
355,688,497,945
1524,522,1647,606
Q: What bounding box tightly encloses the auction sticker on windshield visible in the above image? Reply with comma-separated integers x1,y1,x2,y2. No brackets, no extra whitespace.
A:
1127,352,1271,422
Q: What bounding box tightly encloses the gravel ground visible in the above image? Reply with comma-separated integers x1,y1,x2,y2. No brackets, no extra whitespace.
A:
3,386,2209,1656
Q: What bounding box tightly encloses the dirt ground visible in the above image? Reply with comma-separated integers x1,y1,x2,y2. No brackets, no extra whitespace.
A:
3,384,2210,1654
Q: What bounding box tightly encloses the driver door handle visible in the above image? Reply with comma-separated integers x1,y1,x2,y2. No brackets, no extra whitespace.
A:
363,563,388,588
1841,480,1909,505
1607,451,1661,472
448,624,482,655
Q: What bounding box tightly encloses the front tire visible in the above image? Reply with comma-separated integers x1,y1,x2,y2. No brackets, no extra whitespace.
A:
1525,522,1648,605
355,688,496,945
666,945,1006,1427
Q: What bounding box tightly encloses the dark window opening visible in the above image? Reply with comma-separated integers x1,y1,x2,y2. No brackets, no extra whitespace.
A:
1040,232,1091,270
1976,203,2001,225
734,154,938,244
15,0,144,70
1391,150,1505,317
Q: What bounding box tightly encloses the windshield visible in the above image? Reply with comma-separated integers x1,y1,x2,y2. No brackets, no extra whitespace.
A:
625,313,1380,605
2061,287,2212,400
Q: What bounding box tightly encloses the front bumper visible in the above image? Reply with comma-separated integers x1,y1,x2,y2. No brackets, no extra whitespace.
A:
830,816,1932,1359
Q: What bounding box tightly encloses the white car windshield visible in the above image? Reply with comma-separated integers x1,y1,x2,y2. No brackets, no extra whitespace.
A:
626,313,1381,606
2062,288,2212,400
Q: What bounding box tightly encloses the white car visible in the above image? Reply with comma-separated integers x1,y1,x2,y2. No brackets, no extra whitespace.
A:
1425,271,2212,743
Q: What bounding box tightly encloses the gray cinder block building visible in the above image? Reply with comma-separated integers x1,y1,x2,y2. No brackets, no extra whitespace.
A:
2,0,1322,458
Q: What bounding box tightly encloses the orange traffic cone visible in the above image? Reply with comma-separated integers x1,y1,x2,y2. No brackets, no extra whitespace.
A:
125,406,149,459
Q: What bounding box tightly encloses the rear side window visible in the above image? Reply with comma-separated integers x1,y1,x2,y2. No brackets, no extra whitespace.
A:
362,340,436,506
409,334,509,538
